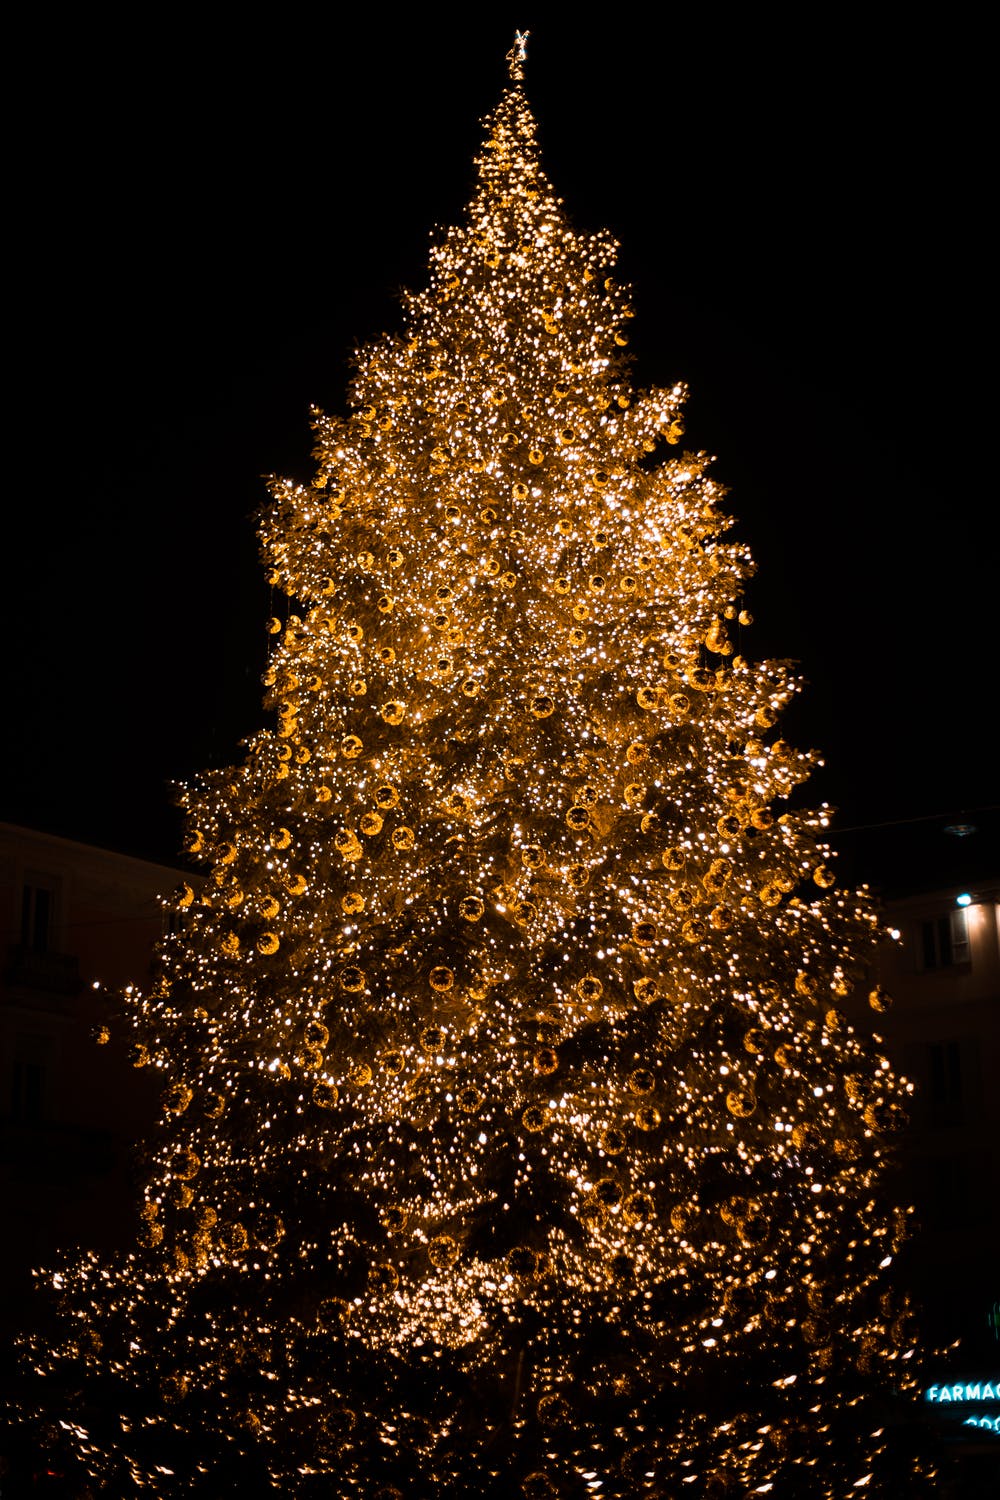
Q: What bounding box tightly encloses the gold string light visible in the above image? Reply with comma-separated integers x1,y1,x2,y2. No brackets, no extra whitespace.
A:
19,33,938,1500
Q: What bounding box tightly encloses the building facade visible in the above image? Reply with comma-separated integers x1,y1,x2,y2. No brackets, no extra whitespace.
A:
1,823,186,1344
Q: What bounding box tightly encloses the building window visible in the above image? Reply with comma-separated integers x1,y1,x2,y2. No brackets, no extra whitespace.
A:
927,1152,990,1229
919,908,970,969
929,1040,963,1125
10,1033,52,1123
21,882,55,953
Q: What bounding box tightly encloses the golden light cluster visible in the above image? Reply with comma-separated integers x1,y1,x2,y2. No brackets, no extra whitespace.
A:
20,38,936,1500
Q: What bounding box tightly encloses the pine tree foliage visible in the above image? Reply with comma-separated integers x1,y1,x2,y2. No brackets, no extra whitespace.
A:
20,46,936,1500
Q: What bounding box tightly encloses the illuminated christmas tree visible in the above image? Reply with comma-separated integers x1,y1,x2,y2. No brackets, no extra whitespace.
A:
23,35,937,1499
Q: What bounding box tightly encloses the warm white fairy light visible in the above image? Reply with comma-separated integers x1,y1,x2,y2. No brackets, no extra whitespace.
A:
16,33,940,1500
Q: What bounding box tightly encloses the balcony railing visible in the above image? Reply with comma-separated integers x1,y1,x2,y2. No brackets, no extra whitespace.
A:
3,945,81,995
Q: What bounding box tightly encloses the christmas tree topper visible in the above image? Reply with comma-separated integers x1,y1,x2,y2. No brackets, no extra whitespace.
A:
507,29,529,81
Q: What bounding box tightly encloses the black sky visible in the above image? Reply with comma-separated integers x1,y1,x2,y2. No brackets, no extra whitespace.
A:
6,10,994,872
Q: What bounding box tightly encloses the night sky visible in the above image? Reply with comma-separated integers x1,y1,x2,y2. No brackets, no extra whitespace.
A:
6,11,994,876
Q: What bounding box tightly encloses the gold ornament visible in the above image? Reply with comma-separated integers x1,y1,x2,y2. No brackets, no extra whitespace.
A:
507,1246,539,1277
429,1235,459,1270
257,933,280,955
703,858,732,892
429,966,454,993
220,1222,249,1255
172,1149,200,1181
392,826,415,851
368,1263,399,1293
670,1202,694,1233
537,1393,570,1425
340,966,366,993
624,1191,653,1225
581,1194,605,1230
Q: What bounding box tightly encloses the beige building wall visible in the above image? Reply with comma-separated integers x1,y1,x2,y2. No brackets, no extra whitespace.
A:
872,879,1000,1351
1,823,187,1341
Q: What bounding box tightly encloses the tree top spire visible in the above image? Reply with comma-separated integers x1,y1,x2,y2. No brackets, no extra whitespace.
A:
506,29,529,82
